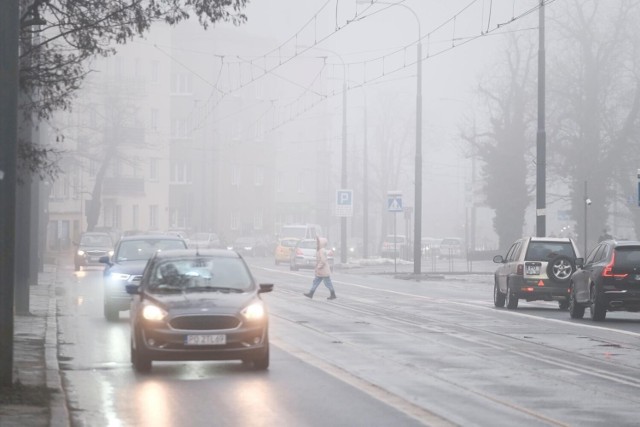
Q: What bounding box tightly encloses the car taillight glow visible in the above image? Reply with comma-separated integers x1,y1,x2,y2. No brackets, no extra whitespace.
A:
516,264,524,275
296,248,304,255
602,252,628,278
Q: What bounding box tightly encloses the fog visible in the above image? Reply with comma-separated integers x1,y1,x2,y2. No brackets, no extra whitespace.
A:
43,0,640,257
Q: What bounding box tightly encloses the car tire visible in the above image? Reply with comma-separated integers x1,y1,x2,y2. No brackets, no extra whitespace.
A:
590,284,607,321
505,280,518,310
558,298,570,310
252,334,269,370
104,303,119,322
74,264,80,272
493,278,505,308
131,329,152,373
569,284,585,319
546,255,575,283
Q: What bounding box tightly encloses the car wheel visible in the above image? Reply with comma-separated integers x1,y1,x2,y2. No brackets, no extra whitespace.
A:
104,303,119,322
589,284,607,321
558,298,570,310
505,280,518,310
547,255,575,283
252,334,270,370
131,329,152,373
493,277,505,308
74,264,80,272
569,284,585,319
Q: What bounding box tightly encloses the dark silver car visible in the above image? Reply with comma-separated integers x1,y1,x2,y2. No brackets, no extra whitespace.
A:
100,235,188,321
74,232,114,271
125,249,273,373
569,239,640,321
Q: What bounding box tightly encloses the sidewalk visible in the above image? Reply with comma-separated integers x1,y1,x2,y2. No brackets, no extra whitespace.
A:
0,261,69,427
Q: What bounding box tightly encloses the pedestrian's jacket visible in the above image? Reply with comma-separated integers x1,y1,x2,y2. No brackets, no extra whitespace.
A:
315,237,331,277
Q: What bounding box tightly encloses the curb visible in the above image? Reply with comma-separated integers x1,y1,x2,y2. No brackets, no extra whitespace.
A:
44,266,70,427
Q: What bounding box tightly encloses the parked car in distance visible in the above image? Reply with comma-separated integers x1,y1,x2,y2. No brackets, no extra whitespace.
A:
439,237,464,258
380,235,408,259
125,249,273,373
569,239,640,321
228,236,269,257
189,232,221,249
493,237,581,310
74,232,114,271
421,237,442,258
274,238,299,265
290,238,334,271
99,234,188,321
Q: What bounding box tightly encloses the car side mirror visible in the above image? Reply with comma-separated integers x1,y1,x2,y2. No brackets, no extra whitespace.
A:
259,283,274,294
575,257,584,268
493,255,504,263
99,255,111,265
125,284,140,295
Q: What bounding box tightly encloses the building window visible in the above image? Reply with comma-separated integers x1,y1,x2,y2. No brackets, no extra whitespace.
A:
231,166,240,187
253,209,263,230
170,161,191,184
132,205,139,230
149,158,159,181
150,109,158,131
230,212,239,231
151,60,159,83
276,172,283,193
254,167,264,186
171,73,193,94
114,205,122,229
149,205,158,229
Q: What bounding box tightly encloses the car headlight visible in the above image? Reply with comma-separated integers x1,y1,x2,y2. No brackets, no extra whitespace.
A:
77,250,85,256
109,273,131,281
108,250,114,256
242,302,265,321
142,304,167,321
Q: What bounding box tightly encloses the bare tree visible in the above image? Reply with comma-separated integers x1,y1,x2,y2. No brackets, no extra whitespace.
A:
549,0,640,248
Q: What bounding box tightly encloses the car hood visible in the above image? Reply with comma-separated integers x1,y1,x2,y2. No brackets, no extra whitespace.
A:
109,260,149,275
144,291,259,314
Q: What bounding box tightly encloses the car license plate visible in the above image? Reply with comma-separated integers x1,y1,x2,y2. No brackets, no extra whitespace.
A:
635,274,640,281
525,263,541,275
185,334,226,345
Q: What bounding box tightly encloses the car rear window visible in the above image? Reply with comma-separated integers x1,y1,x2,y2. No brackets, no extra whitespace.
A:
614,246,640,268
525,242,576,261
117,239,187,261
300,240,316,249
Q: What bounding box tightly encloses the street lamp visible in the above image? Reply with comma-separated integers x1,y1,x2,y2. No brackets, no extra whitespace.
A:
584,180,590,256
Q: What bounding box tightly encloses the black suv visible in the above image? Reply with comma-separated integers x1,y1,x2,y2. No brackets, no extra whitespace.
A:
569,239,640,321
99,234,188,321
493,237,581,310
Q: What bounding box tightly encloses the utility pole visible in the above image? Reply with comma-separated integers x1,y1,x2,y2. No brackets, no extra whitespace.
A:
0,0,19,386
536,0,547,237
362,98,369,259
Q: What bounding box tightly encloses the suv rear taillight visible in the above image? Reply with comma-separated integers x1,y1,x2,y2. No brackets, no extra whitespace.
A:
296,248,304,256
516,264,524,275
602,251,628,278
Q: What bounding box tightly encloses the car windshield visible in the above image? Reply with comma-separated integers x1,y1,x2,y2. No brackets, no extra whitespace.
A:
280,239,298,248
147,257,253,292
191,233,211,241
299,240,316,249
116,239,186,262
80,234,112,247
525,241,576,261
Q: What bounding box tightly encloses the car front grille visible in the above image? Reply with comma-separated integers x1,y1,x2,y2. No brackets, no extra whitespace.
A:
86,250,107,256
169,315,240,330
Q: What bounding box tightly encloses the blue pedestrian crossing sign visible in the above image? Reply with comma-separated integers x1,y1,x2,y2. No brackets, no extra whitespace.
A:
335,189,353,217
387,191,403,212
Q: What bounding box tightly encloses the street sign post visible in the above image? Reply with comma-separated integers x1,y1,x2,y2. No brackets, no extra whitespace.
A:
387,191,402,272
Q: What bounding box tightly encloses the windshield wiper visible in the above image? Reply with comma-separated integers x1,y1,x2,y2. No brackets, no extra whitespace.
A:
186,286,243,293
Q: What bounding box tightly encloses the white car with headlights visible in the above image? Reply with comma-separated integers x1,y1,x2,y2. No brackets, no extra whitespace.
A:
125,249,273,373
99,235,188,321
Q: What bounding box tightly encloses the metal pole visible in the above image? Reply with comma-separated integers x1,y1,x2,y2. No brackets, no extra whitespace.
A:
340,76,347,264
0,0,19,386
413,40,423,274
363,94,369,259
584,180,588,256
536,0,547,237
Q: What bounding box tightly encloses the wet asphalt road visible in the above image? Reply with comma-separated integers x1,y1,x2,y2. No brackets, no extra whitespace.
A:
56,256,640,426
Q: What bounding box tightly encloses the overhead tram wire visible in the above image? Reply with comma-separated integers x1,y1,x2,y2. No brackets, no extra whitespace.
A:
253,0,558,138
